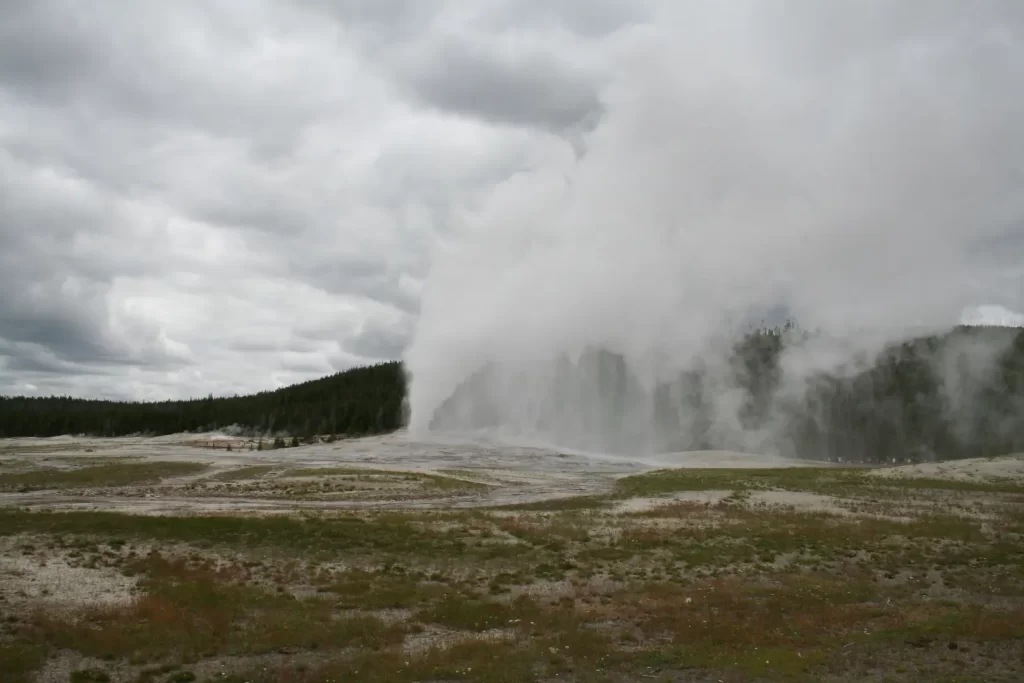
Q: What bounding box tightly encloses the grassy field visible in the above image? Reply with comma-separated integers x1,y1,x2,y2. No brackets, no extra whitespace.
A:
192,466,492,501
0,462,207,492
0,466,1022,682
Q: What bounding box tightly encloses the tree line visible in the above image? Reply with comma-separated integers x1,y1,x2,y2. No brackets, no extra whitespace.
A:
430,325,1024,464
0,361,405,439
705,323,1024,463
4,326,1023,464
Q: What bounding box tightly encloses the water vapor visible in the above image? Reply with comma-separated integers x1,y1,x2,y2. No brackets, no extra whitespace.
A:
405,1,1024,457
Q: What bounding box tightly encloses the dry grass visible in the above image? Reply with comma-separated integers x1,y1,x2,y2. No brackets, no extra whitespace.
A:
209,465,279,481
181,467,492,502
2,465,1022,682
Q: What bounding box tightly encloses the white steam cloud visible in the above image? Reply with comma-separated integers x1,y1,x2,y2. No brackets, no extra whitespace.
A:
405,1,1024,455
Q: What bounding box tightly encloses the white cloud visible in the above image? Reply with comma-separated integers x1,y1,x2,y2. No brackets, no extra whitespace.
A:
1,0,1020,409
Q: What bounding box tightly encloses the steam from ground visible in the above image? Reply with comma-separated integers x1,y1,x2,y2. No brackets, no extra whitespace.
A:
405,2,1024,456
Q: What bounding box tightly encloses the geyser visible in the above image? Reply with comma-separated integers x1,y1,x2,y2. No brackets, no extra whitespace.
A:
404,2,1024,458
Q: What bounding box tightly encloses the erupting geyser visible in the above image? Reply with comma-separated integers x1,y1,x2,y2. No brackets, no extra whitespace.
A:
404,2,1024,458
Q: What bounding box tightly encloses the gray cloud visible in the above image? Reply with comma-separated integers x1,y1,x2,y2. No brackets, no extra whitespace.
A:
307,0,447,34
0,151,184,373
343,316,413,361
394,37,604,131
0,0,103,104
310,1,621,132
2,0,1018,408
301,262,421,315
0,344,113,377
484,0,651,37
0,0,449,399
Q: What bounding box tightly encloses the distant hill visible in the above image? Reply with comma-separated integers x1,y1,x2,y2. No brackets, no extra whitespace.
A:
0,361,405,439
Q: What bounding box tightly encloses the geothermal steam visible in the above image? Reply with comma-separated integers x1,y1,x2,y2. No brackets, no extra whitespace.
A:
405,2,1024,455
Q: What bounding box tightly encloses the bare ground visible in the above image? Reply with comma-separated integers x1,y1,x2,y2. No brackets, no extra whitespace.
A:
0,431,652,513
1,433,1022,682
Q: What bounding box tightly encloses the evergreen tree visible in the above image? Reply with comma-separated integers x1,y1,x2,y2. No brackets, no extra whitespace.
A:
0,362,405,441
431,326,1024,464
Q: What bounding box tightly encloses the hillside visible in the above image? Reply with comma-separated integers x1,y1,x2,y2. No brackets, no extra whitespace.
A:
0,361,405,438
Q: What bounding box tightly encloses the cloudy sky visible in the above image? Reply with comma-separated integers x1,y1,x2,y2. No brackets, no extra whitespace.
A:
2,1,1023,403
0,0,637,400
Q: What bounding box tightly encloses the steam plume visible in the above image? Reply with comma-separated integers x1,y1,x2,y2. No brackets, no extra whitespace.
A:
405,2,1024,457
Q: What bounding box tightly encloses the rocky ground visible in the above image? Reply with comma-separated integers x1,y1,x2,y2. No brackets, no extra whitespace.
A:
0,433,1021,682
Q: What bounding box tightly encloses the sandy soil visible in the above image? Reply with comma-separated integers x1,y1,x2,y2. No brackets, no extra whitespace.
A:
0,536,138,613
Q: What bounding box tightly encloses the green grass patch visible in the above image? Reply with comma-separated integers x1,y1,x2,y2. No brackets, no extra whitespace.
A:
582,507,990,568
0,644,46,683
416,594,543,631
617,465,1024,499
0,509,536,565
284,467,404,477
325,569,458,609
241,640,539,683
0,509,431,555
27,560,405,663
615,465,1024,499
420,473,491,492
605,572,1022,678
869,602,1024,646
0,461,208,491
493,495,610,511
210,465,279,481
437,468,501,483
283,468,490,492
614,467,860,497
0,458,32,468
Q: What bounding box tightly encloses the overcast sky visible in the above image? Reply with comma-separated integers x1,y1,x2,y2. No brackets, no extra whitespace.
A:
0,0,636,400
2,1,1022,402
